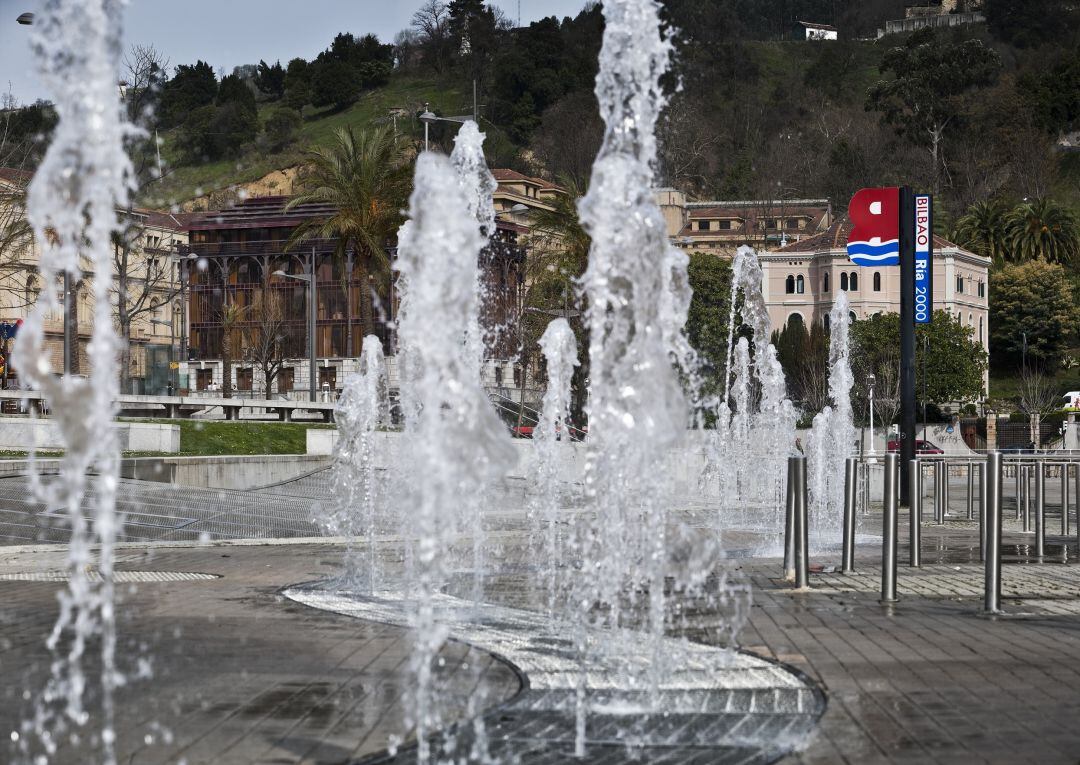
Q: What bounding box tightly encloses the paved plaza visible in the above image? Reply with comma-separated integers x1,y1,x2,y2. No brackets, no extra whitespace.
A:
1,468,1079,763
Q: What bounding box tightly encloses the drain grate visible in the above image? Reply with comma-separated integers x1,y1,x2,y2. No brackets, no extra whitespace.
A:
0,570,220,583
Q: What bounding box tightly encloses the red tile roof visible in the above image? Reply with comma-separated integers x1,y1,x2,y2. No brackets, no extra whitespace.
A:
679,202,830,238
492,168,563,191
774,217,966,253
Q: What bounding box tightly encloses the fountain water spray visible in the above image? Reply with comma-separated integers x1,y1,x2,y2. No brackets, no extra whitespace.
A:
807,292,856,546
710,246,796,542
395,150,516,762
13,1,132,762
531,318,578,613
322,335,390,590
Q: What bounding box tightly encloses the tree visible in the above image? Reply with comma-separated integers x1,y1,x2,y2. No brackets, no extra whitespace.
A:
122,45,169,186
219,302,247,399
256,60,286,100
283,57,312,110
112,215,183,393
525,175,591,423
412,0,453,73
850,311,987,407
985,0,1080,49
952,199,1010,266
217,73,257,117
159,60,217,128
311,59,358,110
990,260,1077,372
867,29,1000,195
244,287,288,399
850,313,903,428
686,252,732,399
285,126,411,339
1005,198,1080,266
448,0,501,102
261,107,302,151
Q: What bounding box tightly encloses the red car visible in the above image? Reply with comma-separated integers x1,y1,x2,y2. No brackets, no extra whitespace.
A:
887,439,944,455
510,425,534,438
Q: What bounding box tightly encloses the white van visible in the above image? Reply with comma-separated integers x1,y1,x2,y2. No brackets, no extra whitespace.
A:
1064,391,1080,411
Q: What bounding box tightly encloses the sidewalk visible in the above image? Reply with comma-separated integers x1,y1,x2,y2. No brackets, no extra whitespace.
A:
1,485,1079,763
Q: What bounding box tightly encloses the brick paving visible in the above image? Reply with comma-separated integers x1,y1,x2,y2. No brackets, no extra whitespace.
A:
1,468,1080,763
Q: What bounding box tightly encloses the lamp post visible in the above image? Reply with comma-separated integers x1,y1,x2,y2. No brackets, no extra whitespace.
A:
15,11,73,376
273,258,318,402
867,373,877,457
418,103,467,152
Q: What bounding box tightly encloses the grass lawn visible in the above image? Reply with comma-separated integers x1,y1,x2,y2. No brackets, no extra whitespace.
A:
173,420,327,456
143,73,465,206
0,420,332,460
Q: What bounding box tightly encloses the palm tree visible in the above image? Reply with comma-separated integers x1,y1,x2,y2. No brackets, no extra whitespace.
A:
522,175,592,425
1005,198,1080,266
285,125,412,343
952,199,1009,266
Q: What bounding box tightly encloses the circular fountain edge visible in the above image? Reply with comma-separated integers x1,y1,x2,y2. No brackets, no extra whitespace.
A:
281,579,825,764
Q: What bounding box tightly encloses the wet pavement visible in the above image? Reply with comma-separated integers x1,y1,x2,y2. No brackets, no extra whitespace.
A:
1,469,1080,763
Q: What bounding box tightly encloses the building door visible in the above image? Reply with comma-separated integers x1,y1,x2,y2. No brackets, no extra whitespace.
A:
196,368,213,391
236,367,253,392
318,366,337,393
279,367,294,394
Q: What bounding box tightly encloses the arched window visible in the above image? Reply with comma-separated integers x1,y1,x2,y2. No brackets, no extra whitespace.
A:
873,272,882,292
785,274,795,294
823,272,830,292
796,275,805,294
840,272,848,291
849,311,857,324
956,275,964,293
849,272,858,291
787,312,804,329
25,275,39,307
979,317,984,343
823,313,831,331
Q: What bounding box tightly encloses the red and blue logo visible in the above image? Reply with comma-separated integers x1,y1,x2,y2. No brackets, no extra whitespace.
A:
847,187,900,266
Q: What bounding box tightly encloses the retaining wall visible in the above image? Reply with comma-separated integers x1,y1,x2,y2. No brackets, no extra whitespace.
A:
0,417,180,453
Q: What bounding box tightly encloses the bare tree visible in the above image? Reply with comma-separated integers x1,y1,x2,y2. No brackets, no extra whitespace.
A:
411,0,451,73
219,302,247,399
1017,366,1059,446
112,213,182,392
122,44,169,187
243,287,288,400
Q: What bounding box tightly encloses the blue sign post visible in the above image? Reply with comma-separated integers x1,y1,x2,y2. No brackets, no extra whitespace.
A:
913,194,933,324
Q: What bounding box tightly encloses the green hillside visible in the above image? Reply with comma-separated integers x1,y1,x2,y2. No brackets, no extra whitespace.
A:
143,75,465,207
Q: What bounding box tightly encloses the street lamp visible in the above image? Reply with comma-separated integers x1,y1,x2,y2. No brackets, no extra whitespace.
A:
273,261,318,403
15,12,74,376
867,373,877,457
418,103,467,152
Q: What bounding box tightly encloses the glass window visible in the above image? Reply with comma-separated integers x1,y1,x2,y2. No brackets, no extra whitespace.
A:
873,272,882,291
956,275,964,293
796,275,805,294
279,367,294,393
698,220,711,231
823,313,831,331
850,272,858,291
718,220,731,230
849,311,857,324
840,272,848,291
785,275,795,294
823,272,830,292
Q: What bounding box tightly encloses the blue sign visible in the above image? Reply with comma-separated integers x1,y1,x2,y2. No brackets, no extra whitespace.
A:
847,187,900,266
914,194,932,324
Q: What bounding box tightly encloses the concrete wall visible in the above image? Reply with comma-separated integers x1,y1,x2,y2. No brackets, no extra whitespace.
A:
0,417,180,453
0,453,330,491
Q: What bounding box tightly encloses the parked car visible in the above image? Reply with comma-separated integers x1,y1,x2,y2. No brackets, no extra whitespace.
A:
886,439,944,455
510,425,534,438
1063,391,1080,411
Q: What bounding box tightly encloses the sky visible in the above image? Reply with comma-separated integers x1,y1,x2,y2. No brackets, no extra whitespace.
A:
0,0,590,105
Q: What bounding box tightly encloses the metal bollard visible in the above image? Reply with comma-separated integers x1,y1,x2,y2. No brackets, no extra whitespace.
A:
1074,463,1080,559
978,460,988,562
1035,462,1045,559
1023,466,1031,533
881,453,899,603
862,461,870,515
1014,462,1021,521
943,461,950,519
932,462,941,524
843,457,857,574
967,461,975,521
909,459,921,567
983,452,1003,614
1061,464,1069,536
793,456,810,590
784,457,796,582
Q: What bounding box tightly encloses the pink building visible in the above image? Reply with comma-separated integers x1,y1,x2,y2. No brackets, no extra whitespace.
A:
763,218,990,352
